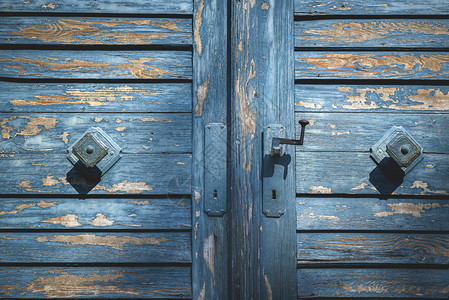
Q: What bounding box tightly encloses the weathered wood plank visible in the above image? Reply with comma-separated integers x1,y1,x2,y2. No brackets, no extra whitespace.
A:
192,0,229,298
0,154,191,194
0,113,191,154
0,197,190,229
0,83,192,113
0,51,191,79
295,52,449,79
0,267,191,298
294,0,449,16
295,113,449,153
297,233,449,264
0,17,191,45
295,85,449,113
296,152,449,195
295,20,449,48
297,198,449,231
297,268,449,298
0,232,190,263
0,0,192,14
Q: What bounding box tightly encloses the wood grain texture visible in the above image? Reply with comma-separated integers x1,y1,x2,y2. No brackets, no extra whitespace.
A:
258,0,298,299
297,233,449,264
0,154,191,194
295,85,449,113
0,17,191,45
0,51,191,79
295,52,449,79
0,197,190,229
295,112,449,153
297,268,449,298
295,19,449,48
0,267,191,298
297,198,449,231
296,152,449,195
0,113,191,154
0,232,190,263
294,0,449,16
0,83,191,113
0,0,192,14
192,0,229,299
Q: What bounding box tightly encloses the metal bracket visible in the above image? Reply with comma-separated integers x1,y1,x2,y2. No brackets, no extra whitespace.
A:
67,127,121,178
204,123,227,217
370,126,424,176
263,124,286,218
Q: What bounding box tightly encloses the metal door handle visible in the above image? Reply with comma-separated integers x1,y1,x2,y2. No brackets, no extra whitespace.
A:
271,119,309,156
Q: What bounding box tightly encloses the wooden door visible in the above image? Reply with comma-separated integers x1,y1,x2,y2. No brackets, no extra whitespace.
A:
294,0,449,298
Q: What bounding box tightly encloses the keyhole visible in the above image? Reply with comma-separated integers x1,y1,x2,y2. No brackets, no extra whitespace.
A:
272,189,277,200
213,190,218,199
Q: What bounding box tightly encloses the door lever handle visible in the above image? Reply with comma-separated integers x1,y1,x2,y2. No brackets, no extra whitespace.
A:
271,119,309,156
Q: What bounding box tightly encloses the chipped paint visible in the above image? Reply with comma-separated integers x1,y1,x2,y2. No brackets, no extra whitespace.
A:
203,233,216,287
374,202,441,218
194,189,201,204
0,56,177,79
95,180,153,194
130,200,149,205
318,215,340,220
338,87,449,111
90,213,114,226
295,100,323,109
16,116,58,136
139,117,172,122
194,0,204,56
299,53,449,79
261,2,269,9
300,21,449,44
11,18,183,45
0,200,57,216
42,175,60,186
36,233,168,250
115,126,126,131
95,117,103,122
16,180,51,193
410,180,448,195
54,131,69,144
264,273,273,300
310,186,332,194
331,130,350,135
24,271,140,298
42,214,82,227
198,282,206,300
41,2,56,9
195,76,210,116
1,117,15,138
351,183,368,190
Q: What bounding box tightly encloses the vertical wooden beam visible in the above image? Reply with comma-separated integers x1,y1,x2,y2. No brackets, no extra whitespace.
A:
231,0,262,298
192,0,229,299
231,0,296,298
259,0,297,298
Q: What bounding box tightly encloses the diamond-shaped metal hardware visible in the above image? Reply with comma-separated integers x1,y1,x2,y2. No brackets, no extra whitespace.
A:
386,132,422,168
370,126,423,175
73,132,108,168
67,127,121,176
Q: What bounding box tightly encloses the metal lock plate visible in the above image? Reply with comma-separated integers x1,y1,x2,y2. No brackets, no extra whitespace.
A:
67,127,121,177
370,126,423,175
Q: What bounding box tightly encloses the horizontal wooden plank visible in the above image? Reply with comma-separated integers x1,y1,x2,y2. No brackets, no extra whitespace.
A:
295,85,449,113
295,52,449,79
295,19,449,48
0,0,192,14
0,17,191,45
0,232,190,263
0,197,190,229
297,233,449,264
297,198,449,231
0,113,191,154
0,267,191,298
0,82,192,113
296,152,449,195
297,268,449,298
0,50,191,79
294,0,449,16
295,113,449,153
0,154,191,194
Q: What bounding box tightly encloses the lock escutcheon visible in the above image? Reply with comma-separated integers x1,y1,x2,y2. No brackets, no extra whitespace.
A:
72,132,109,168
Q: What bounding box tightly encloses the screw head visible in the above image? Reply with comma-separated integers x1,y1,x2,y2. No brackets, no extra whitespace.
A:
86,145,94,154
